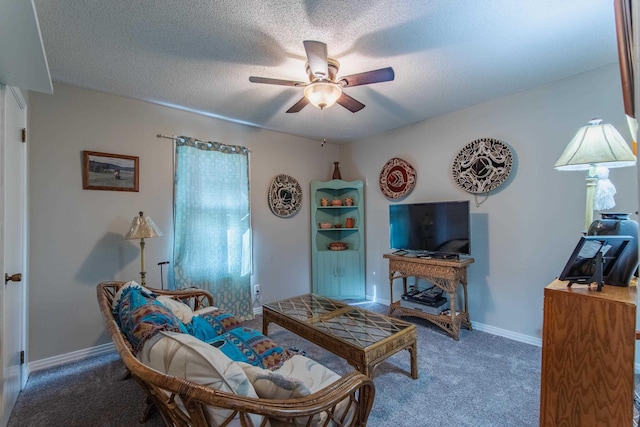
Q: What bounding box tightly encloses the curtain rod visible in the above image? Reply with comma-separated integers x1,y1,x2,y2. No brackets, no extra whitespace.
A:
156,134,251,152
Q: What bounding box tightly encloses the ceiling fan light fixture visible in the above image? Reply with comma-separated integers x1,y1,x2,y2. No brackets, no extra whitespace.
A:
303,81,342,110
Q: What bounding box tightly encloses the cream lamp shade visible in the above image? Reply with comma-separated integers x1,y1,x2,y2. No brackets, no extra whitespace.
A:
304,81,342,110
555,118,636,230
554,118,636,171
125,211,163,240
125,211,162,286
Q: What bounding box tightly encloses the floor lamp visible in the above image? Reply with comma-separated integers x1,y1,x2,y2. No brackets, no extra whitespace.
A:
125,211,163,286
554,118,636,231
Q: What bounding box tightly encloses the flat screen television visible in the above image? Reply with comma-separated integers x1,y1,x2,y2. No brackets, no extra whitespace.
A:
389,201,470,257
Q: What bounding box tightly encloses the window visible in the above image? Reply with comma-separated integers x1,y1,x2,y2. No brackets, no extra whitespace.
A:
173,137,253,320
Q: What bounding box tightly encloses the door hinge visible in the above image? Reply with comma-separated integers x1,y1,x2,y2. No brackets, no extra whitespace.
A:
20,351,24,365
21,128,26,143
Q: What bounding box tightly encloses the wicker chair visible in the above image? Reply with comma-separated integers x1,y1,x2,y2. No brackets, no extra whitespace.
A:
97,281,375,426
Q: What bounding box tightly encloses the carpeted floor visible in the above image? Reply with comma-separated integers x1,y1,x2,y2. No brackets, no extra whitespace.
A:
9,304,546,426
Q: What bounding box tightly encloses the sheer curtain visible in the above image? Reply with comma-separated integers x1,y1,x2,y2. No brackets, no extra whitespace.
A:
173,136,253,320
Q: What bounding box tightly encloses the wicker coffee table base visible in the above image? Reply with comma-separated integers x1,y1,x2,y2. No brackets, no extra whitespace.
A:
263,295,418,380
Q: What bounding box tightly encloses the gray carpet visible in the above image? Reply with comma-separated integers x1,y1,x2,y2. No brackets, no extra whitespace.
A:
8,304,543,426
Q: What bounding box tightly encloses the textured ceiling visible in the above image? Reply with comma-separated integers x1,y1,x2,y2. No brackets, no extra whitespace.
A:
33,0,620,143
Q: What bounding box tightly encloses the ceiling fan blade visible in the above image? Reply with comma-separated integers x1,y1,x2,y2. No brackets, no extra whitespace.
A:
249,76,305,87
336,93,365,113
286,97,309,113
303,40,328,79
339,67,395,87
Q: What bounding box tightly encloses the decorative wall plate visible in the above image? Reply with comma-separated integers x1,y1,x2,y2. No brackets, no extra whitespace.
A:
379,157,416,200
451,138,513,194
268,174,302,218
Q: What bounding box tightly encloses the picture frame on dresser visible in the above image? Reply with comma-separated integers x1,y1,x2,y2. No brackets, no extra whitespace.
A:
82,151,139,192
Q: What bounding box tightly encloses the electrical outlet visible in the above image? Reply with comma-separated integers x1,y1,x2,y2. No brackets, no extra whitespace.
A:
252,284,262,307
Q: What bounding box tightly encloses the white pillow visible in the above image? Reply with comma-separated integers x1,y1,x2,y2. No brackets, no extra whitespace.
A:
156,295,194,323
193,306,220,316
271,355,354,427
239,362,311,399
275,355,341,393
112,280,151,310
137,331,263,427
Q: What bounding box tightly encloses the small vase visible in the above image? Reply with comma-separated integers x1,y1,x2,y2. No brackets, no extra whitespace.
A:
332,162,342,180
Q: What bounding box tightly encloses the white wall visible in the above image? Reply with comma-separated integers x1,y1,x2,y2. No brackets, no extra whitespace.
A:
27,64,637,362
340,63,637,340
28,83,339,361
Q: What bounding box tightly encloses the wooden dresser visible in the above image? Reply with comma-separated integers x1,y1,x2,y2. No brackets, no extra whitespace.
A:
539,279,636,426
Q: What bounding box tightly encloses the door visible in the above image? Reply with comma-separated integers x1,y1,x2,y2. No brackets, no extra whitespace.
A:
315,251,361,299
1,85,27,426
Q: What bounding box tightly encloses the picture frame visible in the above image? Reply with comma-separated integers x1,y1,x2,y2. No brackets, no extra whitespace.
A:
82,151,139,192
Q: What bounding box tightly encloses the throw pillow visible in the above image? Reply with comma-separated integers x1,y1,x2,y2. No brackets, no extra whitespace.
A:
156,295,194,324
138,331,263,427
239,363,311,400
112,280,152,310
275,354,341,393
272,354,355,426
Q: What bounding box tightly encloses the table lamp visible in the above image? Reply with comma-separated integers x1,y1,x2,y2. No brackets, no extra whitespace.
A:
554,118,636,231
124,211,162,286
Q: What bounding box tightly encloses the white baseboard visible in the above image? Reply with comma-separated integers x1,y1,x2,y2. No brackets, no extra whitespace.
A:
472,322,542,347
367,294,542,347
28,342,115,373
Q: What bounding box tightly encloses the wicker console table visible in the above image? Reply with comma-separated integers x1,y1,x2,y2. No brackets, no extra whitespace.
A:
384,253,474,340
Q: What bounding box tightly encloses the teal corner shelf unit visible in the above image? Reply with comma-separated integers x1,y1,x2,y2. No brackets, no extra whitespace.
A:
311,179,365,299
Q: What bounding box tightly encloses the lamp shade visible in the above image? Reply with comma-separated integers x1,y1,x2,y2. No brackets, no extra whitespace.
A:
125,211,163,240
554,118,636,171
303,81,342,110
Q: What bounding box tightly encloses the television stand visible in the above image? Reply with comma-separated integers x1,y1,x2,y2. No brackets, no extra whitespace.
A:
384,253,474,340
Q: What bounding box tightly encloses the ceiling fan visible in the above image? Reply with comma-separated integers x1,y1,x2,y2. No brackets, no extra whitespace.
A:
249,40,394,113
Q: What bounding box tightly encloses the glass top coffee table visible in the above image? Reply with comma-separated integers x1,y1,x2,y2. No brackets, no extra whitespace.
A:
263,294,417,379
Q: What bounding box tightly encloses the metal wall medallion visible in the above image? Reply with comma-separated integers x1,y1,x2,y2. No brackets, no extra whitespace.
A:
379,157,416,200
451,138,513,194
268,174,303,218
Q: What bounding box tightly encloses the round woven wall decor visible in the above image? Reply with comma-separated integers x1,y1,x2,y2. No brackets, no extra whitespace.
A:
379,157,416,200
451,138,513,194
268,174,302,218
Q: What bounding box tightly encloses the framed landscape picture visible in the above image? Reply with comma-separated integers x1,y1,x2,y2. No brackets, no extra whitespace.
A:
82,151,139,192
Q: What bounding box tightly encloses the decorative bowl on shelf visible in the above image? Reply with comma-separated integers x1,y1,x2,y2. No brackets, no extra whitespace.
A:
333,224,343,228
331,199,343,206
328,241,348,251
319,222,332,229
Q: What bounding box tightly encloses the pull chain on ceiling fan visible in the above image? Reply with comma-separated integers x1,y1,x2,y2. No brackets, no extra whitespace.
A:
249,40,395,113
